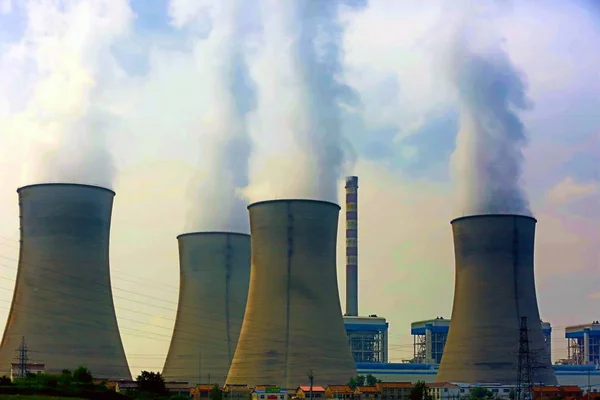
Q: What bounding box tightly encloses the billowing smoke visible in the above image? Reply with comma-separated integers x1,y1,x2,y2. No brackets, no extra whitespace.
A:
174,0,258,234
249,0,365,204
444,2,533,216
4,0,132,189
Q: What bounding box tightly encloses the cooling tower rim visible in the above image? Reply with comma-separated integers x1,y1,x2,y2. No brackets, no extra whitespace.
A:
177,231,250,239
451,213,537,224
17,182,115,195
247,198,341,210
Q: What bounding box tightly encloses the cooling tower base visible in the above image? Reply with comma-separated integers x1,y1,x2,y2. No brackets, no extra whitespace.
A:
436,214,556,385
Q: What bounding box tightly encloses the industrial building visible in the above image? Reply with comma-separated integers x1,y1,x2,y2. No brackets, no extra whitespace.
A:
411,318,552,365
565,322,600,366
344,316,389,363
342,176,390,365
436,214,556,385
226,199,356,388
162,232,251,385
0,183,131,379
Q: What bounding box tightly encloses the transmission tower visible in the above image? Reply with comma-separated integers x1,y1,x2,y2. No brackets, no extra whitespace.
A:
517,317,533,400
15,336,29,379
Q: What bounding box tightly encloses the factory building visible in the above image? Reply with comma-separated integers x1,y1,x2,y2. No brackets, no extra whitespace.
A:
162,232,251,385
226,199,356,388
344,315,389,363
565,322,600,366
0,183,131,379
436,214,556,385
411,318,552,365
342,176,389,364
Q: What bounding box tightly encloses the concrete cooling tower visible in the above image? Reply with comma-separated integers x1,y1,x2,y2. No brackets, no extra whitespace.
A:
436,214,557,385
226,199,357,388
162,232,251,385
0,183,131,379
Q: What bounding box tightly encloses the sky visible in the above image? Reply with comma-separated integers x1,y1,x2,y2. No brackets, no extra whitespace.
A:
0,0,598,378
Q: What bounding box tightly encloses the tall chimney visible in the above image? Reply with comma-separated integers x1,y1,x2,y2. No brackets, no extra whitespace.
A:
345,176,358,317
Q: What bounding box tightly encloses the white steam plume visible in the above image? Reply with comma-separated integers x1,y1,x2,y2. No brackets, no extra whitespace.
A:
443,2,533,216
249,0,365,203
171,0,258,234
2,0,132,189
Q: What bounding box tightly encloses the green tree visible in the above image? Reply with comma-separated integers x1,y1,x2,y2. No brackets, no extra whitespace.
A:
0,375,11,386
410,381,433,400
348,375,367,390
136,370,168,397
73,366,94,383
365,374,378,386
170,395,192,400
210,383,223,400
508,389,516,400
470,387,493,400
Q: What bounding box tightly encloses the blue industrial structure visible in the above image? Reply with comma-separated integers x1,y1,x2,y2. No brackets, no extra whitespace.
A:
566,322,600,366
344,316,389,363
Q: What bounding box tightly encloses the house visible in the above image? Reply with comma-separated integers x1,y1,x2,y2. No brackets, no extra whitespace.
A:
560,385,584,400
377,382,413,400
325,385,355,399
114,380,137,393
252,385,291,400
9,363,45,381
426,382,460,400
531,386,561,400
193,384,216,400
297,386,326,399
224,383,250,400
355,386,381,400
166,381,192,396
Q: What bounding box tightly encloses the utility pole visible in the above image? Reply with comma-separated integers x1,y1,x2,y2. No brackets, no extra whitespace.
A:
16,336,28,379
517,317,533,400
308,370,314,400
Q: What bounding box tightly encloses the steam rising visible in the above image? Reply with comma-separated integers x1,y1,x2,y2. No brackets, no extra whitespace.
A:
445,3,533,216
253,0,365,203
12,0,132,189
181,1,257,233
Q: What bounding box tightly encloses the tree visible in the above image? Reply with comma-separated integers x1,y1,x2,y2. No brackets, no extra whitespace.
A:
508,389,516,400
348,375,367,390
136,370,168,397
365,374,378,386
469,387,493,400
210,383,223,400
73,366,93,384
0,375,11,386
410,381,433,400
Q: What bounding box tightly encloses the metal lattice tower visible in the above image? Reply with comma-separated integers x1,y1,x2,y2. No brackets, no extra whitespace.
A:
517,317,533,400
16,336,28,379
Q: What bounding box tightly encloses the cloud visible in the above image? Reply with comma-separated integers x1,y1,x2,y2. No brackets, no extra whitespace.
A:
546,177,598,207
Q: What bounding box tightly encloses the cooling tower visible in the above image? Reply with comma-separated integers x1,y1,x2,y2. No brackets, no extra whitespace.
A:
162,232,251,385
0,183,131,379
226,200,356,388
436,214,557,385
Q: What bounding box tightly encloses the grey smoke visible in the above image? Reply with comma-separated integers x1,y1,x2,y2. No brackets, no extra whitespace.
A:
283,0,366,203
445,4,533,216
186,1,258,234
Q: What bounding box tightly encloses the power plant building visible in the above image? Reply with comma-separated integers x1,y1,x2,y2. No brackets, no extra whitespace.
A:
0,183,131,379
565,322,600,366
411,318,552,365
436,214,557,385
162,232,251,385
226,200,356,388
344,315,389,363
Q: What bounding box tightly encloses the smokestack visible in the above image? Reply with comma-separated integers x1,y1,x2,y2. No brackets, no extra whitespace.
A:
226,199,356,388
345,176,358,317
436,214,557,385
162,232,250,385
0,183,131,379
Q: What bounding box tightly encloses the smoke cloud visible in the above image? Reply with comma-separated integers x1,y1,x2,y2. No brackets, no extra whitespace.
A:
246,0,365,204
2,0,133,189
443,2,533,216
174,0,258,234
